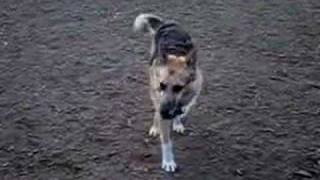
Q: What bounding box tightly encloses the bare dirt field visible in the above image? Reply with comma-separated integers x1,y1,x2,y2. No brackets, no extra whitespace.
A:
1,0,320,179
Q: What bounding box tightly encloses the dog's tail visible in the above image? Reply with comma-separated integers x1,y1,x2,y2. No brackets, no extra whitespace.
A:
133,13,163,35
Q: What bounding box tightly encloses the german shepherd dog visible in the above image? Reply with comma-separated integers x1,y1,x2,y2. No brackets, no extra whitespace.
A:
133,13,203,172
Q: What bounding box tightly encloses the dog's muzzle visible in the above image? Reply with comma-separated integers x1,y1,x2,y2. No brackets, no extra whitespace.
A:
160,102,183,120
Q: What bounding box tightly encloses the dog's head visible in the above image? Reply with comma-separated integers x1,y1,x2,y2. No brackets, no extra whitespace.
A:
158,50,197,119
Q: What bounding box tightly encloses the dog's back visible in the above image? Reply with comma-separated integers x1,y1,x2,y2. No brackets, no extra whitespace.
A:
153,23,194,62
134,14,195,65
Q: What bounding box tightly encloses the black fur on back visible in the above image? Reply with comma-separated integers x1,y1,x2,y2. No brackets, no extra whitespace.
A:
150,23,194,65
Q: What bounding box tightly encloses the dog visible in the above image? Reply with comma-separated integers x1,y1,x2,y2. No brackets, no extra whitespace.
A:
133,13,203,172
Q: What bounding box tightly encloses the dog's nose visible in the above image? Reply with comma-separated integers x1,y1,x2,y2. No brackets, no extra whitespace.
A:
160,103,183,120
160,109,175,119
174,107,183,116
160,102,176,119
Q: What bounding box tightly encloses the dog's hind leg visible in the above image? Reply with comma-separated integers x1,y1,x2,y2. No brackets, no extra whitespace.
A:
149,111,160,136
149,89,161,137
160,120,176,172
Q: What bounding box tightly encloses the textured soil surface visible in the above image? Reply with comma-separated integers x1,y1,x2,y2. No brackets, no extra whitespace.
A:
1,0,320,180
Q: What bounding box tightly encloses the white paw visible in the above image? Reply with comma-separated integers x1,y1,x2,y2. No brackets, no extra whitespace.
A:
173,122,185,134
149,125,159,137
162,160,177,172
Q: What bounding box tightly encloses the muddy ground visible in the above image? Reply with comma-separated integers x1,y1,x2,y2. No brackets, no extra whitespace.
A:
0,0,320,179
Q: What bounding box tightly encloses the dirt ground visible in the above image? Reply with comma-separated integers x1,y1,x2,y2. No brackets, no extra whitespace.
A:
0,0,320,179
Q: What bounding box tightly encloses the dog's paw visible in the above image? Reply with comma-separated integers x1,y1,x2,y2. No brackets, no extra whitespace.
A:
162,160,177,172
149,125,160,137
173,121,185,134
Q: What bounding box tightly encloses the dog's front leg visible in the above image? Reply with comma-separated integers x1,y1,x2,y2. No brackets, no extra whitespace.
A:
160,119,176,172
173,116,185,134
173,89,197,134
173,96,196,134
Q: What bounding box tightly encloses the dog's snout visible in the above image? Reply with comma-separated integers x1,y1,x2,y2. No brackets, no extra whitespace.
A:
160,102,183,119
174,107,183,116
160,101,175,119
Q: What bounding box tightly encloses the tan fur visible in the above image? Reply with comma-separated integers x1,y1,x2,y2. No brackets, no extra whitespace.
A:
134,13,202,172
148,54,202,172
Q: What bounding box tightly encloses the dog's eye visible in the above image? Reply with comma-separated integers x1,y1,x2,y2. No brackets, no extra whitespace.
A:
172,85,184,93
159,82,167,91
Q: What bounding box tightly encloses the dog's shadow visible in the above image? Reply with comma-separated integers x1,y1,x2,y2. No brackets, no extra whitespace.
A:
170,127,217,178
131,116,219,179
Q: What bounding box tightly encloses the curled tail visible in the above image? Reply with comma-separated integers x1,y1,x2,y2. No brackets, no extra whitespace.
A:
133,13,163,35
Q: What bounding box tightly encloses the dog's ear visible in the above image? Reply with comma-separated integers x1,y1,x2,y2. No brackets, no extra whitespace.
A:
185,47,197,67
167,54,186,63
166,48,196,68
167,54,189,68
